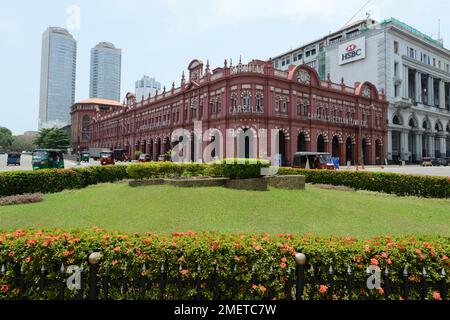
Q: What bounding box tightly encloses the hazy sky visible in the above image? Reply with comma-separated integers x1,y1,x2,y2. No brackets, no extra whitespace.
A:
1,0,449,134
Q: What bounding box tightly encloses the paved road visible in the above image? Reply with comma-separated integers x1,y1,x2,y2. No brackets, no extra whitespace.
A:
0,154,80,172
1,154,449,177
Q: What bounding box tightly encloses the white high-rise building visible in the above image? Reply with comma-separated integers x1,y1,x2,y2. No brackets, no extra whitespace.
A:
135,75,162,100
39,27,77,129
271,18,450,163
90,42,122,102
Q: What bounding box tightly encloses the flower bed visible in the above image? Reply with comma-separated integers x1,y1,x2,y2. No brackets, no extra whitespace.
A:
0,229,448,300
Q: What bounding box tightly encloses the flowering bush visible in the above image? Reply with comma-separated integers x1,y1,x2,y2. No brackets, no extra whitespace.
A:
0,194,44,206
278,168,450,199
0,229,448,300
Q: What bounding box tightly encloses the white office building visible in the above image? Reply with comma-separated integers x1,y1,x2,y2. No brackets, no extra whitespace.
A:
135,75,162,101
90,42,122,102
272,18,450,162
39,27,77,129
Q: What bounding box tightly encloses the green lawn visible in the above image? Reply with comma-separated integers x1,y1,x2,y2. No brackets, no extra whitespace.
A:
0,183,449,238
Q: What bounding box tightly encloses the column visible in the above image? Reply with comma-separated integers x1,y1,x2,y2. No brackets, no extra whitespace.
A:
415,71,422,103
428,135,434,157
439,80,446,109
403,66,409,99
428,75,434,106
401,131,410,161
387,129,393,161
414,132,423,162
439,135,446,158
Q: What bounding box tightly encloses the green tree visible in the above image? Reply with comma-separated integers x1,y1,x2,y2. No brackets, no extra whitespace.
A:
0,127,13,151
34,128,70,150
11,135,36,152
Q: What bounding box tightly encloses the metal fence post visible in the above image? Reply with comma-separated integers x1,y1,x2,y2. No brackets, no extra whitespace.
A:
295,253,307,300
88,252,102,300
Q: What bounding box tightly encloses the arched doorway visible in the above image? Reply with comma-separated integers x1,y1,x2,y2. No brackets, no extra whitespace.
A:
317,135,325,153
156,138,161,160
297,133,307,152
332,136,340,158
375,140,382,165
148,139,154,160
346,137,353,164
237,128,257,159
362,139,369,165
277,130,287,166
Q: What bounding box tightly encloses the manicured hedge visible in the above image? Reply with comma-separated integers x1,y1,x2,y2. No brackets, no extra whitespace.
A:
0,229,448,300
278,168,450,199
127,162,208,180
0,166,129,197
206,158,271,180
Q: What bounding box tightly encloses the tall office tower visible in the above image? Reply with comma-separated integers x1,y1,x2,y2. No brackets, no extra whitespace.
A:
90,42,122,102
39,27,77,129
135,75,162,100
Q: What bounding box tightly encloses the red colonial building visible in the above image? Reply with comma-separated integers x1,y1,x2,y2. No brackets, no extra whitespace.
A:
87,59,388,166
71,98,124,153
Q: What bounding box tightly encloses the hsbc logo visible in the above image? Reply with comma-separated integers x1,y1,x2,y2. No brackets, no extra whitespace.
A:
339,38,366,65
346,44,357,52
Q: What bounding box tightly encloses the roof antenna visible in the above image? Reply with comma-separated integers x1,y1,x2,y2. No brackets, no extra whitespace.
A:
342,0,372,29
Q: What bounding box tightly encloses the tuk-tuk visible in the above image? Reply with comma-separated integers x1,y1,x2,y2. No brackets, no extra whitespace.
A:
100,151,115,166
32,149,65,170
7,152,21,166
292,152,335,170
80,152,90,163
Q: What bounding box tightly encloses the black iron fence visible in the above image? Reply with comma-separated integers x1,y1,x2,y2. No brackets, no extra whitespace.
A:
0,253,448,300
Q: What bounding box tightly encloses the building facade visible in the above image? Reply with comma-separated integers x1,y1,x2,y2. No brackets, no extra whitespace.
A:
272,18,450,163
39,27,77,129
70,98,124,152
90,42,122,102
135,75,162,101
87,59,387,166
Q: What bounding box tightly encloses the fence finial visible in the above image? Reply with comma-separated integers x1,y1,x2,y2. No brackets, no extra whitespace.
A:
88,252,102,265
295,253,307,265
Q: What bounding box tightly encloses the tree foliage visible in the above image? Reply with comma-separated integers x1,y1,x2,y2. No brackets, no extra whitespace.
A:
0,127,13,151
33,128,70,150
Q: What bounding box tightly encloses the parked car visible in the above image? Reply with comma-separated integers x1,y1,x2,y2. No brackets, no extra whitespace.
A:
7,152,21,166
292,152,335,170
432,158,448,167
421,158,434,167
138,153,151,162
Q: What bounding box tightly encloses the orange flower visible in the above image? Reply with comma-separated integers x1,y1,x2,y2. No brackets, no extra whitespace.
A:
370,258,379,266
378,288,384,295
0,285,11,293
180,269,189,276
432,291,442,301
414,248,422,255
113,246,121,252
111,259,119,266
280,263,287,269
254,245,262,251
25,256,32,263
0,236,3,244
381,253,388,259
281,257,287,263
68,238,81,244
387,259,392,265
364,245,371,253
319,285,328,295
251,284,258,290
26,239,37,246
442,255,448,261
259,286,267,293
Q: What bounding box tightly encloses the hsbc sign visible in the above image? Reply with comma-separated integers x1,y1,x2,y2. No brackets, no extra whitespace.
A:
339,37,366,65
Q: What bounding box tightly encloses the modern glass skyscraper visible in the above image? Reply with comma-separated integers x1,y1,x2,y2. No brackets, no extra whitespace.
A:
135,75,162,100
39,27,77,129
90,42,122,102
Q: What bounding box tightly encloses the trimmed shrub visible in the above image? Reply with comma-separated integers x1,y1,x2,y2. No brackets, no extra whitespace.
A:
0,229,448,300
206,158,271,180
127,162,208,180
0,194,44,206
0,166,129,197
278,168,450,199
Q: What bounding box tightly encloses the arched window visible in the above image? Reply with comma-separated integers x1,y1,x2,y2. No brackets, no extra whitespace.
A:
243,94,250,112
82,115,90,142
275,96,280,112
217,98,222,113
393,115,402,125
282,97,288,113
256,94,263,112
231,93,238,109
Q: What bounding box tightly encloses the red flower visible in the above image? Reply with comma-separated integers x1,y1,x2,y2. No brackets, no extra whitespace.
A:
8,252,14,257
319,285,328,295
370,258,379,266
113,246,121,252
378,288,384,295
387,259,392,265
111,259,119,266
180,269,189,276
280,262,287,269
281,257,287,263
26,239,37,246
211,245,218,251
432,291,442,301
0,285,11,293
25,256,32,263
381,253,388,259
442,255,448,261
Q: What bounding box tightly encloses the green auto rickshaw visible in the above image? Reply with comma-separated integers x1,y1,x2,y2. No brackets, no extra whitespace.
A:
32,149,65,170
80,151,90,163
